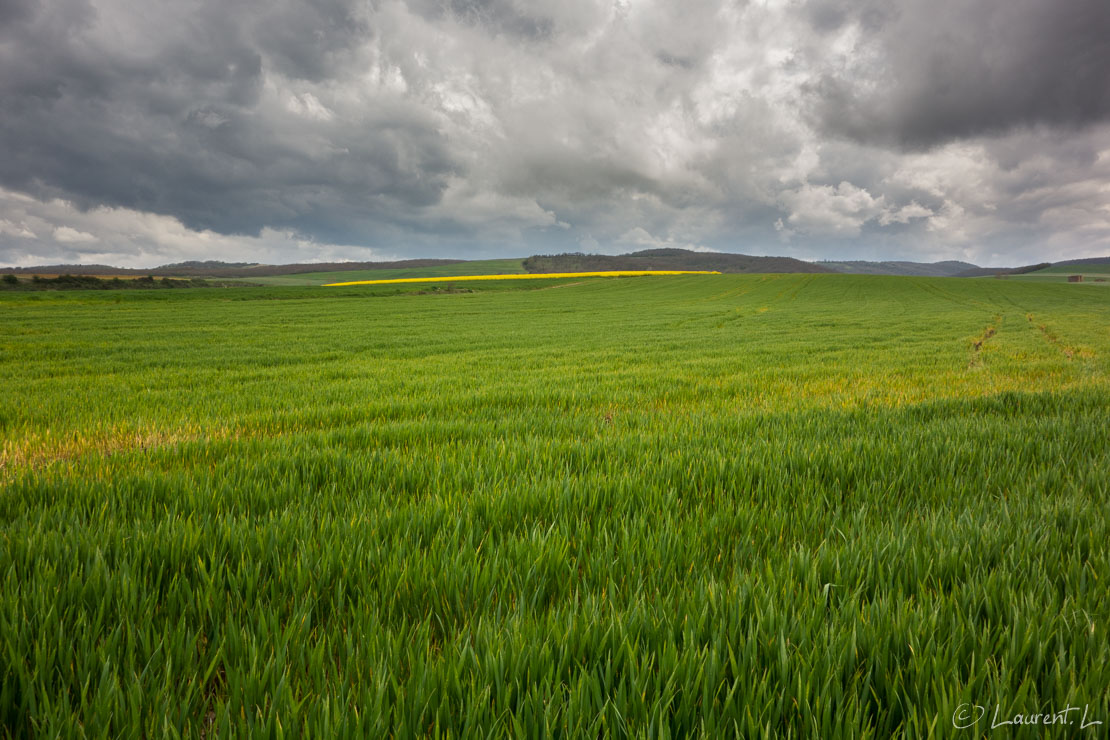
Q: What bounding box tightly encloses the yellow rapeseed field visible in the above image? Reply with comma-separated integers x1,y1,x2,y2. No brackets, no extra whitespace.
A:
323,270,720,286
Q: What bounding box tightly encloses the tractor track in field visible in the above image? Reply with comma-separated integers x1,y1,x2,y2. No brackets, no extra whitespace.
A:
772,273,816,303
969,315,1002,368
534,280,590,291
1026,313,1093,360
917,280,995,311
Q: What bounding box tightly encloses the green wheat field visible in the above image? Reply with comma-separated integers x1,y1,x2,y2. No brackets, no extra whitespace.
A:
2,273,1108,737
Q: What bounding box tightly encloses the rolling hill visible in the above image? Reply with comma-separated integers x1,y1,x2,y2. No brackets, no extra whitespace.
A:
523,248,833,274
6,251,1110,282
816,260,977,277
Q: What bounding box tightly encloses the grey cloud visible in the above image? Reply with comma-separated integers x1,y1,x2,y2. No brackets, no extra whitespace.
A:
806,1,890,33
808,0,1110,148
0,0,38,27
0,0,457,243
251,0,374,81
404,0,617,41
443,0,555,39
0,0,1107,267
806,2,847,32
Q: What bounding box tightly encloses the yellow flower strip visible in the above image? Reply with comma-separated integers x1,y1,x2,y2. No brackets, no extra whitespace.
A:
323,270,721,286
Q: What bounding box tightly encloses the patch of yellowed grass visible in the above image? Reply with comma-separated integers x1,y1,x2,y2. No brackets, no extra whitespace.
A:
0,424,233,481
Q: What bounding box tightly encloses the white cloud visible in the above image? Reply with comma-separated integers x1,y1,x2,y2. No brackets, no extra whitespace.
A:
617,226,707,251
779,182,886,237
53,226,99,244
285,92,335,122
577,234,600,251
0,188,395,268
0,219,36,239
879,202,933,226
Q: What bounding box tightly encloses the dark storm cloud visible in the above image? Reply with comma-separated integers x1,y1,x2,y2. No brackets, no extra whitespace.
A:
0,0,1107,267
808,0,1110,148
0,0,457,241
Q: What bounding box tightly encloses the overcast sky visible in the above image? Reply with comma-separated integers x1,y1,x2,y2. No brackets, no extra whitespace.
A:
2,0,1108,267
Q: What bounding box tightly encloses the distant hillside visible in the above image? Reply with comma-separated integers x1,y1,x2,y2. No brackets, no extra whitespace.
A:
955,263,1051,277
0,274,241,290
523,249,833,274
8,253,1102,280
1033,257,1110,274
4,259,467,278
159,260,258,270
3,263,137,276
818,260,977,277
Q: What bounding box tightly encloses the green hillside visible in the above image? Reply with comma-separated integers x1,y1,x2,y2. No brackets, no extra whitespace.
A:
523,248,830,274
818,259,976,276
2,275,1108,736
1031,260,1110,276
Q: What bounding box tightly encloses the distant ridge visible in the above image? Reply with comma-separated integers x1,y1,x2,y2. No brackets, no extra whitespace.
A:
1044,256,1110,268
955,263,1051,277
818,260,977,277
159,260,258,269
3,263,136,276
3,258,466,278
523,248,832,274
6,253,1106,280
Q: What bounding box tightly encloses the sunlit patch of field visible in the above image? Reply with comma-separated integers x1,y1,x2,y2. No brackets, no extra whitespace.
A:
0,424,234,483
1,274,1108,736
